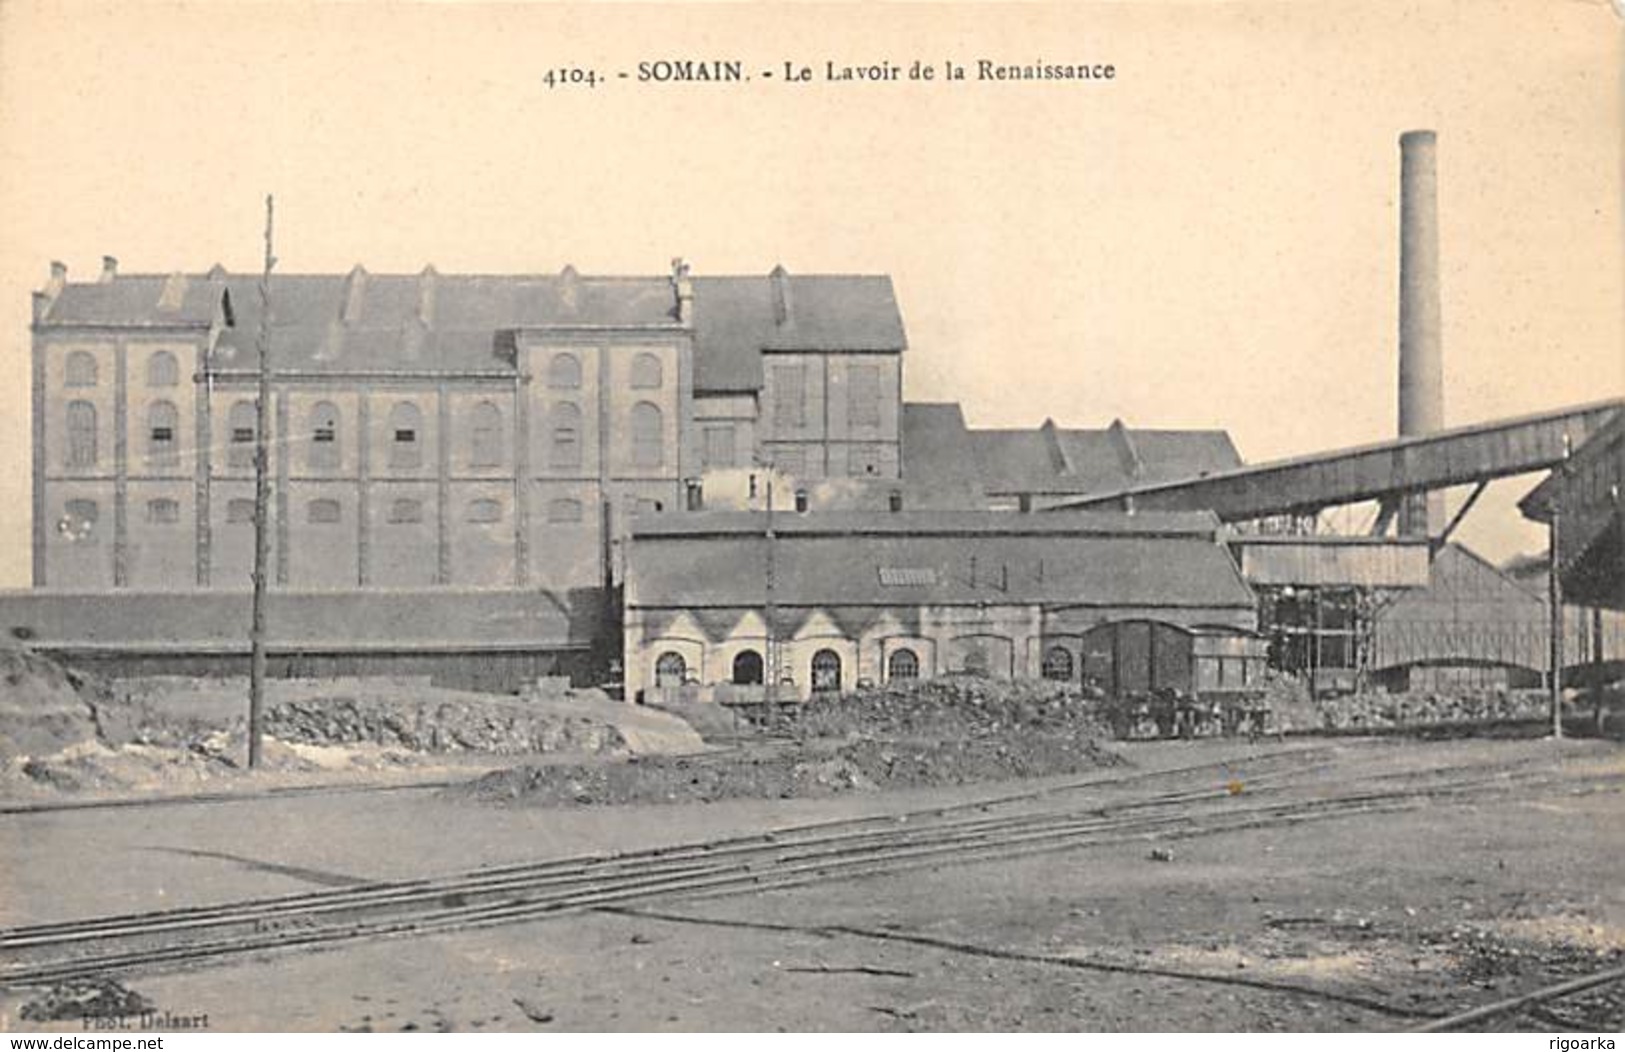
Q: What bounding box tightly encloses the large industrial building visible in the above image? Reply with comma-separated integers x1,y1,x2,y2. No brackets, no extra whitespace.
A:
7,131,1621,699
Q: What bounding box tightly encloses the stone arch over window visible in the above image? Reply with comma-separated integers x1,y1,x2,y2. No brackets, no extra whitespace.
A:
630,352,663,389
308,402,340,470
470,401,502,468
146,400,180,469
227,400,257,470
307,498,342,524
654,651,687,688
551,402,582,469
548,352,581,389
147,350,179,388
1042,645,1075,682
811,649,843,693
732,650,764,686
630,401,663,468
388,402,422,469
888,647,920,682
466,498,503,524
66,400,97,469
547,498,583,524
65,351,98,388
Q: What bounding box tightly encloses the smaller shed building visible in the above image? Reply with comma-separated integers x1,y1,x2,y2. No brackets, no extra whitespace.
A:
622,510,1259,703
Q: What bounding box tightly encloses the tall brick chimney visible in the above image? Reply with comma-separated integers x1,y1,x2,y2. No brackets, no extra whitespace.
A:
1398,130,1445,536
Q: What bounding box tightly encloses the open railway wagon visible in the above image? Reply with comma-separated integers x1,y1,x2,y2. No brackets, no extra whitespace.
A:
1079,620,1273,739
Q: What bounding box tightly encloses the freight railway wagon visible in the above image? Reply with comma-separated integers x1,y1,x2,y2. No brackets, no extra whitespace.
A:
1079,620,1272,739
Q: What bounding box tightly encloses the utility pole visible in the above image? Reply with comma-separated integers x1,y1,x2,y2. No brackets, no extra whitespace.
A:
249,195,276,768
764,474,777,705
1548,434,1571,741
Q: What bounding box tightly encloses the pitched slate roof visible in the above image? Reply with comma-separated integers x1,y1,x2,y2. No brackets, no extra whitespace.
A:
691,274,906,391
38,267,906,393
968,418,1242,495
626,511,1253,611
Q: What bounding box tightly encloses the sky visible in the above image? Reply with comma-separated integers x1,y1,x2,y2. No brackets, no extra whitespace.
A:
0,0,1620,587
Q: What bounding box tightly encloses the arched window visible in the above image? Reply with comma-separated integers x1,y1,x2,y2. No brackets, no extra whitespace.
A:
548,352,581,389
307,499,342,524
811,649,843,693
547,498,583,524
732,650,764,686
146,400,180,469
227,401,256,470
551,402,582,469
147,351,179,388
66,401,97,469
888,648,920,682
65,351,98,388
630,401,663,468
654,651,687,688
308,402,340,470
1042,645,1075,682
466,498,503,524
470,401,502,468
388,402,422,469
146,498,180,525
388,498,423,524
961,645,990,677
630,352,663,389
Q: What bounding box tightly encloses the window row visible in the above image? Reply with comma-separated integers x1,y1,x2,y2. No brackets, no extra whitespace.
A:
64,349,672,394
64,400,182,471
63,351,182,389
55,496,591,535
64,397,669,474
769,362,885,430
545,352,664,390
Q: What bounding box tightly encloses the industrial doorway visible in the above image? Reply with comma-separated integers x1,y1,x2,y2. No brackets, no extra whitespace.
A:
811,649,842,693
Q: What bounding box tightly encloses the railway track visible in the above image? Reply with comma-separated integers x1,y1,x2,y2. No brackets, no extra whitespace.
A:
5,745,1604,990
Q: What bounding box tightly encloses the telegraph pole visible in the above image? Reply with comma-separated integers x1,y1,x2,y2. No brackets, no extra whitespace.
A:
249,195,276,768
1548,434,1571,741
764,475,777,703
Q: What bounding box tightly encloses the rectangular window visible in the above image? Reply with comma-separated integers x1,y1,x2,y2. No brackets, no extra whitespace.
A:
146,498,180,525
702,425,736,470
772,364,806,429
847,363,882,428
387,499,424,524
226,498,256,524
307,499,342,524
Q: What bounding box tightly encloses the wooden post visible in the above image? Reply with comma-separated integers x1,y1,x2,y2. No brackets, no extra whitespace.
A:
248,195,276,769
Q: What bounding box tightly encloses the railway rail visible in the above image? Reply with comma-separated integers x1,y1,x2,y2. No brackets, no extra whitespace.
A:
4,745,1610,993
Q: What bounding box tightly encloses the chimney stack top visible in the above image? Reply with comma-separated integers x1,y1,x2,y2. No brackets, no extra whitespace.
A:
670,257,694,323
770,264,791,326
99,256,118,283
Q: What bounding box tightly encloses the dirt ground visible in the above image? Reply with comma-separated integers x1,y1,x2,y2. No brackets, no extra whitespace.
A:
1,736,1620,1033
